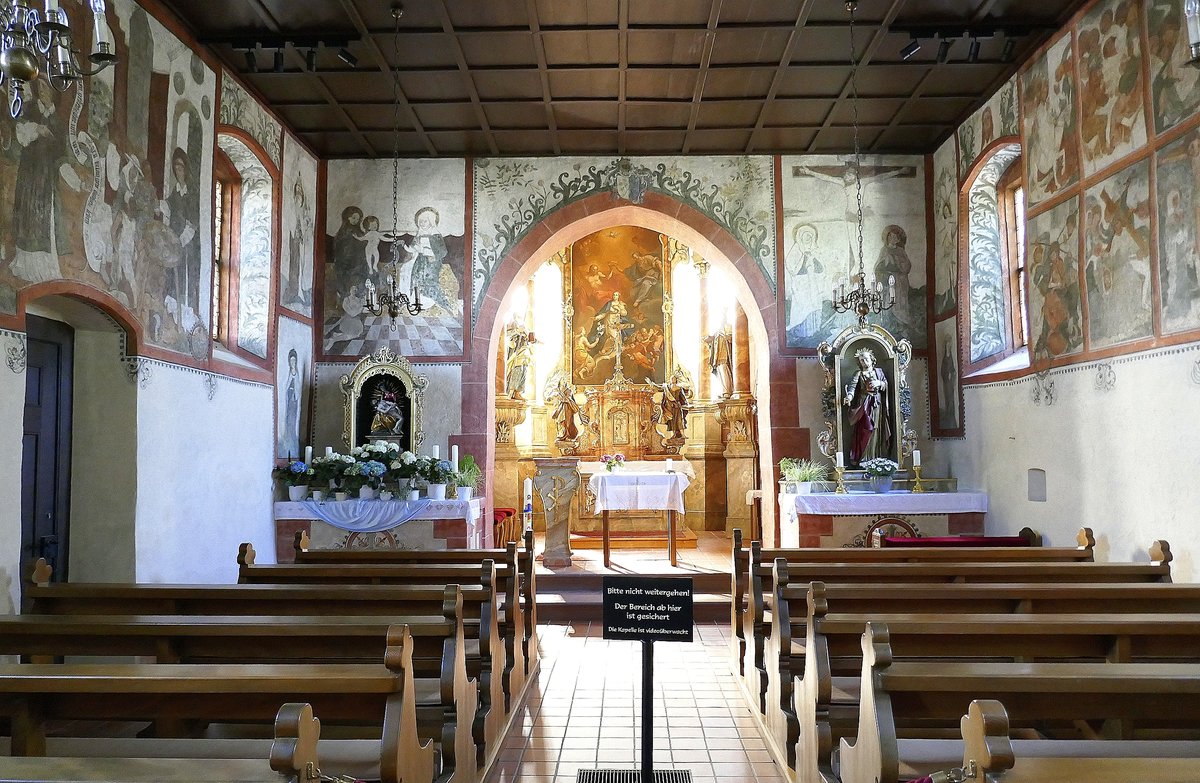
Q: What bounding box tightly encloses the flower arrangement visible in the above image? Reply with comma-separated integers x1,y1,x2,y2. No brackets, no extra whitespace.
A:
420,457,457,485
388,450,420,481
860,458,900,477
779,458,830,483
601,453,626,472
273,460,313,486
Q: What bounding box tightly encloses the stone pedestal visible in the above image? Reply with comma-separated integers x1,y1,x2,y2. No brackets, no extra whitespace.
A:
533,457,581,568
719,397,757,536
682,403,727,531
493,396,529,515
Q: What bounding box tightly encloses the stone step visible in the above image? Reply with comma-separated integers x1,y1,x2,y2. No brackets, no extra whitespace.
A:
535,571,730,593
536,588,732,623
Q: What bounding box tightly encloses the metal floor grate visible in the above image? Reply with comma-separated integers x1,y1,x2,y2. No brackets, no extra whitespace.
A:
577,771,692,783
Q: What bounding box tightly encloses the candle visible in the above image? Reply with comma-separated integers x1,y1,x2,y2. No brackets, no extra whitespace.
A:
523,477,533,509
451,445,459,469
913,449,921,467
432,445,440,460
836,451,845,469
325,446,333,457
666,458,674,473
304,446,313,464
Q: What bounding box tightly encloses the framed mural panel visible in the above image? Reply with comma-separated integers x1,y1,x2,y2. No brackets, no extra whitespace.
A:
1083,159,1152,351
932,316,963,436
1077,0,1147,179
280,134,317,318
932,138,959,318
322,159,467,361
1027,197,1084,363
1156,128,1200,335
1146,0,1200,135
275,315,312,460
1021,34,1080,207
219,73,281,167
780,154,927,352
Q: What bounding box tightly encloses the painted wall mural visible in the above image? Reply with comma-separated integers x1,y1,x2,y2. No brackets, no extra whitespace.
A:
1083,159,1152,350
781,154,927,351
1078,0,1147,178
1021,34,1080,207
218,135,273,359
0,0,215,359
932,137,958,317
324,159,466,359
933,316,961,433
1156,128,1200,335
275,315,312,459
218,73,281,167
957,77,1019,183
280,134,316,317
966,145,1021,364
472,156,776,319
1027,198,1083,361
1146,0,1200,135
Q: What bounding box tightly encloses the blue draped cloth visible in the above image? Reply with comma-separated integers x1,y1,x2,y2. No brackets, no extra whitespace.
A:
298,498,433,532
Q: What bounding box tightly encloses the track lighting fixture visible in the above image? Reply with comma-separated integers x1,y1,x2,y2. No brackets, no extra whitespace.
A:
243,49,257,72
1000,37,1015,62
306,48,317,71
967,38,980,63
900,38,920,60
337,47,357,67
273,48,284,72
936,38,952,64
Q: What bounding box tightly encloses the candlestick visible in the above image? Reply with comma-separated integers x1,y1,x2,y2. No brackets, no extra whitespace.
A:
836,451,845,469
834,466,848,494
912,465,926,494
913,449,921,468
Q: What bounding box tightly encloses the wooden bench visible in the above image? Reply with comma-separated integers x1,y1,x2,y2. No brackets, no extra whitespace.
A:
0,625,445,783
836,624,1200,783
0,702,326,783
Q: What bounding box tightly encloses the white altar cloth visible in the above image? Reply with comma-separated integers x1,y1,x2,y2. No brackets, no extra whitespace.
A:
781,490,988,516
578,459,696,479
588,472,692,514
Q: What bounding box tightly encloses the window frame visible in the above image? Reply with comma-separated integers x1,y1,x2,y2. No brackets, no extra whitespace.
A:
996,162,1028,353
212,147,242,349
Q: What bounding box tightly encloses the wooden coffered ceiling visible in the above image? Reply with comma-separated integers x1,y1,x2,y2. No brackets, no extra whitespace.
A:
162,0,1089,158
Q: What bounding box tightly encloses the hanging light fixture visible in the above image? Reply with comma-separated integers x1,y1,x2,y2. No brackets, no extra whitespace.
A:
1185,0,1200,66
831,0,895,328
362,3,422,329
0,0,117,119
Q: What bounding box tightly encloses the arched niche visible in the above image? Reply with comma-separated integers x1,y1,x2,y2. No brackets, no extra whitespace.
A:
340,347,427,451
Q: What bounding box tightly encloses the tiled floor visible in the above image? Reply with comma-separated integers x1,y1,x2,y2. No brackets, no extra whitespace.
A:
491,621,783,783
532,531,735,575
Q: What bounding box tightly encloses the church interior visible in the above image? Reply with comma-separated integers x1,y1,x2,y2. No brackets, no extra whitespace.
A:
2,0,1200,781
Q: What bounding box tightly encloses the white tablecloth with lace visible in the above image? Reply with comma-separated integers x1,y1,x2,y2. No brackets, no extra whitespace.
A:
588,472,692,514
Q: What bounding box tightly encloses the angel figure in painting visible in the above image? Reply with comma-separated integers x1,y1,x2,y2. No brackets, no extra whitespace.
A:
844,347,892,466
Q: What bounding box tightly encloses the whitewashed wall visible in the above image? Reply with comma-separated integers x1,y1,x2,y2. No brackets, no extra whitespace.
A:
0,332,24,613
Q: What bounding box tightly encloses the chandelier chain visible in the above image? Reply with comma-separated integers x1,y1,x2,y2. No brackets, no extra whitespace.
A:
847,0,864,283
391,5,402,240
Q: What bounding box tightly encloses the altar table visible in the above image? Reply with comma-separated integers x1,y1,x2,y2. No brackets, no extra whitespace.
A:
589,471,691,567
778,490,989,548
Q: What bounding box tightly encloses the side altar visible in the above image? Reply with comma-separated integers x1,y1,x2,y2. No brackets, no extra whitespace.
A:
778,489,988,548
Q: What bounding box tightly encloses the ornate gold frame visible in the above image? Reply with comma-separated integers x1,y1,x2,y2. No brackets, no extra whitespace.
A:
817,322,915,467
340,346,428,450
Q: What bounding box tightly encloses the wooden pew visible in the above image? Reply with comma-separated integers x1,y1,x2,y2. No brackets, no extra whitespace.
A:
0,702,326,783
837,624,1200,783
0,625,445,783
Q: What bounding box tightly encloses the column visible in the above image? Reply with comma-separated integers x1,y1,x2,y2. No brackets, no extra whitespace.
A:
697,261,711,401
719,397,758,536
493,397,529,517
733,304,751,397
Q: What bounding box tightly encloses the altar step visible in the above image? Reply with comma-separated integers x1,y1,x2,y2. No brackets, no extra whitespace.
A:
534,572,731,623
569,528,699,550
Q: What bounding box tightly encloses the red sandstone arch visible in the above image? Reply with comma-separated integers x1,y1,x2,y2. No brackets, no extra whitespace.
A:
16,281,143,354
457,191,807,545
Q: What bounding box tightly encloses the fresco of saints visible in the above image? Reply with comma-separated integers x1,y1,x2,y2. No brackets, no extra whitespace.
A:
784,223,824,335
404,206,454,312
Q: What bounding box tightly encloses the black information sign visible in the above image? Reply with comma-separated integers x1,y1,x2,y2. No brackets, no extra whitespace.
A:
602,575,694,643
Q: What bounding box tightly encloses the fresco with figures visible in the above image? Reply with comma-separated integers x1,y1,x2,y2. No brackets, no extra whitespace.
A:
1146,0,1200,135
324,159,466,359
966,146,1021,364
1027,198,1083,362
1078,0,1147,178
781,154,927,351
0,0,215,359
1084,160,1152,350
569,227,668,386
472,156,775,319
275,316,312,459
1156,129,1200,335
932,138,958,318
218,135,272,359
1022,34,1079,207
957,78,1018,182
280,135,316,317
933,317,961,434
218,74,280,167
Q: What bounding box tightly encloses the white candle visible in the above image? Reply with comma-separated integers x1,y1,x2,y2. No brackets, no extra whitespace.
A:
836,451,845,469
523,477,533,509
451,445,459,469
304,446,313,464
913,449,921,467
666,458,674,473
432,445,440,459
325,446,333,457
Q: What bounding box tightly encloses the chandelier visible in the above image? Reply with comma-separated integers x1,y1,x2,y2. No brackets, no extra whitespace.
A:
0,0,117,119
831,0,895,328
362,3,423,330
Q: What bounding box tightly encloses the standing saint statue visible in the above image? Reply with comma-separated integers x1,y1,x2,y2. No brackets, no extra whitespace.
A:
550,379,583,442
704,328,734,398
505,326,535,400
843,347,892,465
658,376,693,440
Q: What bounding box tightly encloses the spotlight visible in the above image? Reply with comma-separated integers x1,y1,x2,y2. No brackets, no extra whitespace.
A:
337,47,357,67
1001,37,1016,62
243,49,257,72
306,48,317,71
936,38,952,64
900,38,920,60
967,38,980,63
273,48,285,73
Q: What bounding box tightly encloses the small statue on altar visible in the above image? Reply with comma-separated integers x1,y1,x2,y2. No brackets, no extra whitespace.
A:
843,347,892,465
549,379,583,442
704,327,734,398
505,325,535,400
370,382,405,437
658,376,693,440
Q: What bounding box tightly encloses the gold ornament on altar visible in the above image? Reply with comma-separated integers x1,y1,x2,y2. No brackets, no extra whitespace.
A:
340,347,427,451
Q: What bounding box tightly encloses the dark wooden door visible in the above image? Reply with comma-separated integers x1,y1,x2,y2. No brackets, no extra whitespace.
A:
21,315,73,583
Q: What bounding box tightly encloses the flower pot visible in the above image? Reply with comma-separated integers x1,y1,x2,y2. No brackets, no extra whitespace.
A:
869,475,894,494
426,483,447,500
334,491,349,502
379,490,394,501
408,490,420,502
359,486,376,500
287,485,309,502
311,490,326,502
456,486,473,502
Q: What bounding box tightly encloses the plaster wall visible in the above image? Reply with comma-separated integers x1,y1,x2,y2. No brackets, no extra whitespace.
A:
0,334,23,613
134,365,275,583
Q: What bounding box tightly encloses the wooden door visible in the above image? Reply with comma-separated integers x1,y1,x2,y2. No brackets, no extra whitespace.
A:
21,315,74,582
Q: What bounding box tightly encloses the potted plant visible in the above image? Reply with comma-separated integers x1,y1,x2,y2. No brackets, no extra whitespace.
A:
308,455,343,501
600,453,626,472
273,460,314,501
340,461,369,498
860,457,900,493
454,455,483,502
779,458,830,494
420,457,456,500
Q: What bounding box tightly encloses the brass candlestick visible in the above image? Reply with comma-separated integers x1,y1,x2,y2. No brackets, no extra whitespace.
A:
834,467,848,494
912,466,926,493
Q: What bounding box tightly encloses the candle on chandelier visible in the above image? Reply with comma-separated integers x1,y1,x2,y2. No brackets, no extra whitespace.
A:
889,274,896,301
836,451,845,469
913,449,921,468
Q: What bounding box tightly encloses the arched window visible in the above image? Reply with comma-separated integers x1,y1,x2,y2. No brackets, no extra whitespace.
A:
211,148,241,345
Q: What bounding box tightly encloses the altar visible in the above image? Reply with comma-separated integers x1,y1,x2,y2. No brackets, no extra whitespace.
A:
273,497,486,562
779,490,988,548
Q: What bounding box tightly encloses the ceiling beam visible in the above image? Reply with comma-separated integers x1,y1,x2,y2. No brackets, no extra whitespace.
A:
744,0,815,154
617,0,628,155
431,0,500,156
681,0,722,155
525,0,561,155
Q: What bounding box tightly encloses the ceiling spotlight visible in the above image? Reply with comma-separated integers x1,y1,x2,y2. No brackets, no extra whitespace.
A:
936,38,952,64
1000,37,1016,62
392,2,404,18
244,49,257,72
273,48,285,73
967,38,980,63
306,48,317,71
900,38,921,60
337,47,357,67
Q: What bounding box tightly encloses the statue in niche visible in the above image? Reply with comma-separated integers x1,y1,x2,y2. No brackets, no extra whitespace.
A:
705,328,734,398
369,379,405,438
505,325,535,400
844,347,892,465
657,375,693,441
549,378,584,442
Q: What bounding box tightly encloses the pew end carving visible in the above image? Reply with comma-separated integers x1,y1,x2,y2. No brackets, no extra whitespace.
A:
837,622,898,783
268,702,322,781
238,542,257,567
1075,527,1095,552
960,699,1016,780
380,624,439,783
295,530,311,554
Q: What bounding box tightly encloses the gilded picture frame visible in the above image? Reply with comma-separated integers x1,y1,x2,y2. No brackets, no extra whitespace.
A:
340,346,428,451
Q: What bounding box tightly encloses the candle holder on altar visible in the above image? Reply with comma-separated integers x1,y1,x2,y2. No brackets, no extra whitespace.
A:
911,466,926,494
834,467,848,494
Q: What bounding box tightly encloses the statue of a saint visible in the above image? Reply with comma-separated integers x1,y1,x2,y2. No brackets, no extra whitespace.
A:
658,377,692,440
370,385,405,437
843,347,892,465
705,328,734,398
550,380,583,442
505,327,535,400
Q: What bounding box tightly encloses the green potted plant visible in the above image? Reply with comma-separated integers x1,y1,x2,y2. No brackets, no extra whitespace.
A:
454,455,483,502
273,460,314,501
420,457,456,500
779,458,830,494
860,457,900,493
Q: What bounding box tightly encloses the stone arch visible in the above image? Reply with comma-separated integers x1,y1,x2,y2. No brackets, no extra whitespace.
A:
460,191,806,545
17,281,143,356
